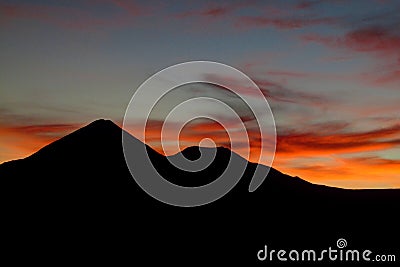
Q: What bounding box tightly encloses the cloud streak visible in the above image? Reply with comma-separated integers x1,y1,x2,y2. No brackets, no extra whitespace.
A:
302,26,400,55
277,123,400,156
0,123,80,163
236,15,336,30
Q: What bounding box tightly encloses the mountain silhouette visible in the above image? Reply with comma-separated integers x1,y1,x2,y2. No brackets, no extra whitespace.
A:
1,119,399,265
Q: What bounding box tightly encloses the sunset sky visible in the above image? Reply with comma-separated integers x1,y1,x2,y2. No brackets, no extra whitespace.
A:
1,0,399,188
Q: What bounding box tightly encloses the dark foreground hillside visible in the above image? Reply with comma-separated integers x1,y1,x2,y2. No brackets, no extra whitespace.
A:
1,119,399,265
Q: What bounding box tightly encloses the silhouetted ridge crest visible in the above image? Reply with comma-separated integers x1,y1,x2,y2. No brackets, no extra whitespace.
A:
25,119,123,161
179,146,231,161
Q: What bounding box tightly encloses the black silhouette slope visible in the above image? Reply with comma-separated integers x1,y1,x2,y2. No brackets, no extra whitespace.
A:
1,119,399,265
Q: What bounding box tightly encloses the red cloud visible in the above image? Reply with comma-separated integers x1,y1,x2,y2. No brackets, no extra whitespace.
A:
130,117,400,188
141,118,399,169
344,26,400,54
11,124,81,136
0,123,80,163
125,116,261,159
295,0,323,9
276,123,400,156
373,70,400,85
236,16,336,29
3,118,400,189
302,25,400,85
175,2,248,19
302,26,400,58
266,70,312,78
272,122,400,188
201,7,230,17
110,0,143,16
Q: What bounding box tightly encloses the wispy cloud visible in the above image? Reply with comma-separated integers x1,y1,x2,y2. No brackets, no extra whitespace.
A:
236,16,337,30
175,3,241,19
302,24,400,85
203,73,330,106
277,123,400,156
0,122,80,163
295,0,324,10
302,26,400,55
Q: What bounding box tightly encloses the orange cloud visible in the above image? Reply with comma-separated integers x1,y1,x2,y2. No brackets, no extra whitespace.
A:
138,119,400,188
270,123,400,188
2,118,400,189
276,124,400,156
0,123,80,163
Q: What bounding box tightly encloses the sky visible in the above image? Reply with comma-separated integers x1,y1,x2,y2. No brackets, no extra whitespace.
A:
1,0,399,188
